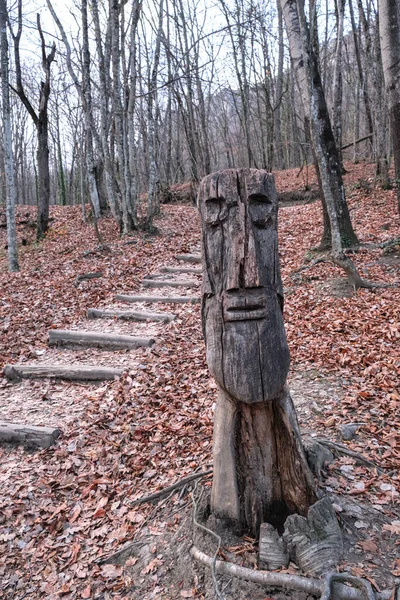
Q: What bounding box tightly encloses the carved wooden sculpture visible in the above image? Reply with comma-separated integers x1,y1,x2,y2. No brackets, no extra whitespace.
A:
199,169,317,536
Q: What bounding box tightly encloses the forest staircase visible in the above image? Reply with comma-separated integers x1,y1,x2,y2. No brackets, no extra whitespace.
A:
2,251,202,448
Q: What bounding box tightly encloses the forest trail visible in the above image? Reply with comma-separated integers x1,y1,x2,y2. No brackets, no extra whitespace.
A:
0,162,399,599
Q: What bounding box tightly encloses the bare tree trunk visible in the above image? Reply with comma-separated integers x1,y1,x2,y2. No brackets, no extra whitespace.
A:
144,0,163,230
81,0,101,221
280,0,359,253
91,0,123,225
332,0,346,170
0,0,19,271
10,3,56,241
379,0,400,212
274,0,286,170
349,0,374,149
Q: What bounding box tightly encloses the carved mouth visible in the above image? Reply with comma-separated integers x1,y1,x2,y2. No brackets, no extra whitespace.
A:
223,290,267,321
224,306,267,321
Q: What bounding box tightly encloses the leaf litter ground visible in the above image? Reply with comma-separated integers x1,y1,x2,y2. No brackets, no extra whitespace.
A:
0,161,399,599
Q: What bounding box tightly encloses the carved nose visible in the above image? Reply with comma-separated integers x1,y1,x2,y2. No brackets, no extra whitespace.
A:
226,216,259,290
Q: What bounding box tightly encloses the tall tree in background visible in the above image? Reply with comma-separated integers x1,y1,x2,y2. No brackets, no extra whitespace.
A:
0,0,19,271
280,0,359,253
379,0,400,214
9,1,55,240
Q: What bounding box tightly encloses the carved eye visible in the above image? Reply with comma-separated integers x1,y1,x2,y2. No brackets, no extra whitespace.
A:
248,194,272,229
205,198,228,227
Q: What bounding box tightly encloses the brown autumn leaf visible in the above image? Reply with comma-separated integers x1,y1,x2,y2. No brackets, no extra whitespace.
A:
359,540,378,553
141,558,164,574
81,585,91,599
383,521,400,535
101,564,123,580
180,590,195,598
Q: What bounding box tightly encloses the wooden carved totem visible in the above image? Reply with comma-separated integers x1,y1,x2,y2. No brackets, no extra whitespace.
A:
199,169,316,536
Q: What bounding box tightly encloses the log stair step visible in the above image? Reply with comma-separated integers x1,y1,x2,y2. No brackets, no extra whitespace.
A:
116,294,201,305
87,308,176,322
0,422,62,449
142,278,199,289
48,329,155,350
3,364,124,382
175,254,201,264
159,266,202,275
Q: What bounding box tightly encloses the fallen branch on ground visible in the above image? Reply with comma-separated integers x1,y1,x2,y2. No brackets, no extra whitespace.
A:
190,546,396,600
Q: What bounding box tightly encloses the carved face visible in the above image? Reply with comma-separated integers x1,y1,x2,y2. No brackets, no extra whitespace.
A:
199,169,290,404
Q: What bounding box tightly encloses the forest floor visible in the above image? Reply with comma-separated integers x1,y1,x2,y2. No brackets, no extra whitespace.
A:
0,160,399,600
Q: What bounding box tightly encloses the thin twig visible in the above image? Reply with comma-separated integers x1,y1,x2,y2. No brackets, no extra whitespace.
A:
191,482,225,600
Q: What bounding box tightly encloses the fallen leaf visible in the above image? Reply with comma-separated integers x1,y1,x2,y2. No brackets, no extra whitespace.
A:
383,521,400,535
359,540,378,553
101,564,123,579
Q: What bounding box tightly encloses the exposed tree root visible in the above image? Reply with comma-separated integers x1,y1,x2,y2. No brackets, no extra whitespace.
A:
292,251,397,291
128,469,212,506
315,438,384,474
190,546,397,600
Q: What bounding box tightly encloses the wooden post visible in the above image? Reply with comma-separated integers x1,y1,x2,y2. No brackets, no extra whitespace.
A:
199,169,316,537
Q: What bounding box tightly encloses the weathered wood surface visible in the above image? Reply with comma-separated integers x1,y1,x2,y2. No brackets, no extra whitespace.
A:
142,278,199,289
175,253,201,264
259,522,289,570
159,266,202,275
211,386,316,535
199,169,316,535
87,308,175,322
0,422,62,448
116,294,201,304
48,330,155,350
3,364,123,381
283,497,343,576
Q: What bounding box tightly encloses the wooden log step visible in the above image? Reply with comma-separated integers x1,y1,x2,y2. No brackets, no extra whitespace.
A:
159,266,202,275
48,330,155,350
142,278,199,289
87,308,176,322
3,364,124,382
0,422,62,449
116,294,201,305
175,253,201,264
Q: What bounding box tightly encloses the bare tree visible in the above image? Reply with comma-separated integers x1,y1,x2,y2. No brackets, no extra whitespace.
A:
0,0,18,270
9,2,56,240
280,0,359,254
